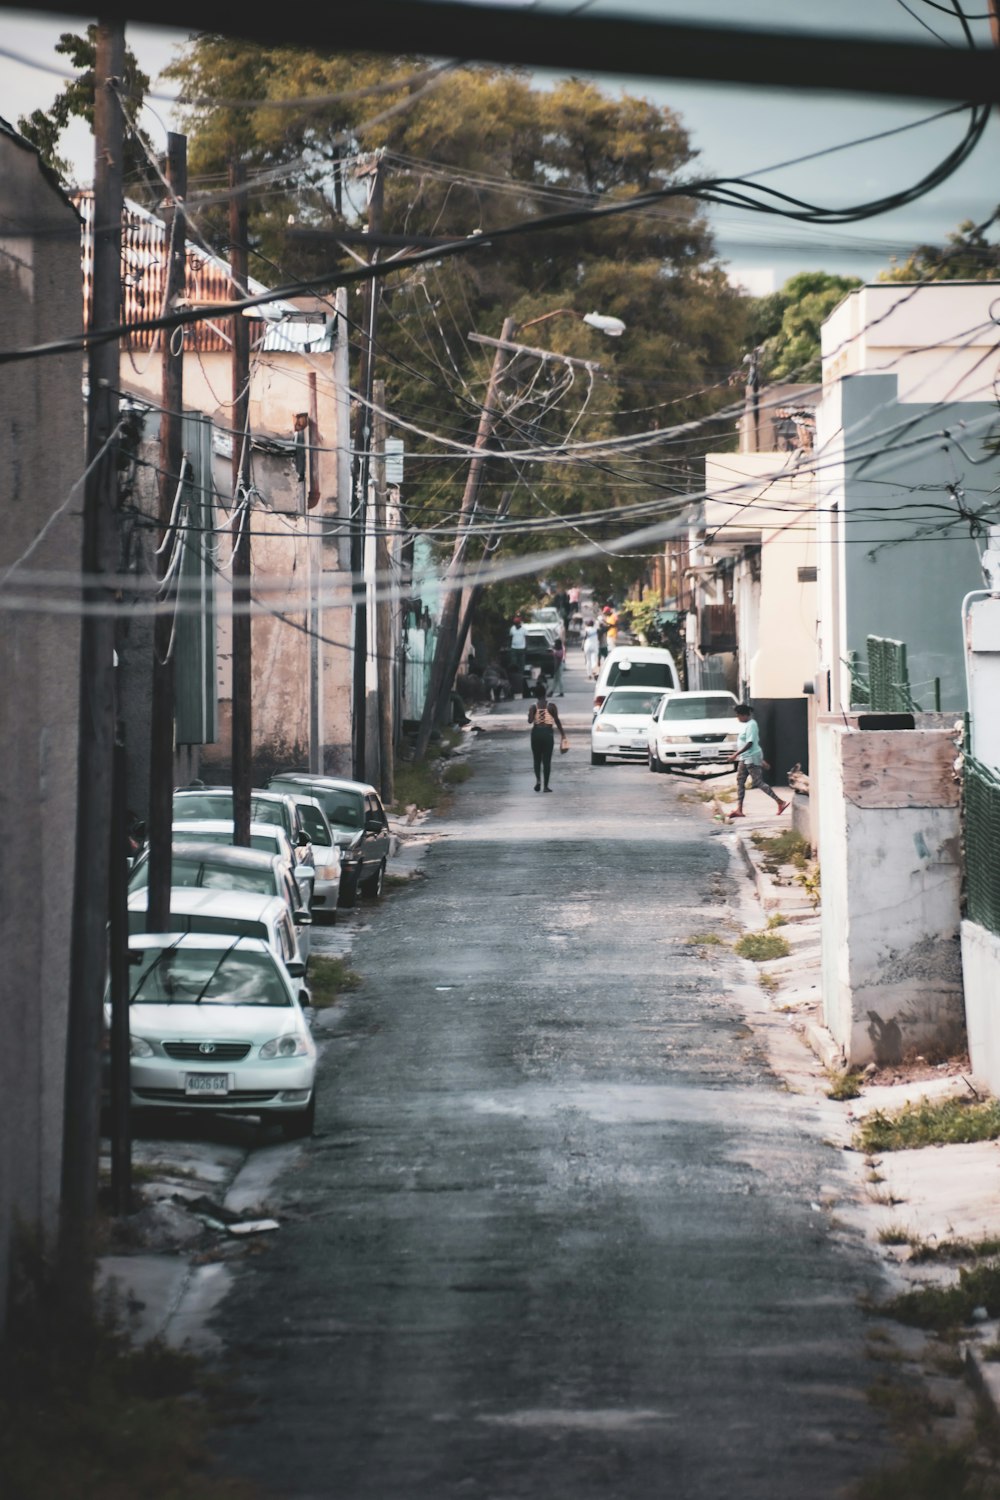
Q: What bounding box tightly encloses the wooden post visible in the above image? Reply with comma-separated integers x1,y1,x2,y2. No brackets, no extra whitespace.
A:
414,316,516,762
59,17,125,1313
147,130,186,929
373,381,394,802
230,160,252,843
351,155,383,781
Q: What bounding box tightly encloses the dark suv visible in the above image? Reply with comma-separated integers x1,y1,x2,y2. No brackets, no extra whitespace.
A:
268,774,392,905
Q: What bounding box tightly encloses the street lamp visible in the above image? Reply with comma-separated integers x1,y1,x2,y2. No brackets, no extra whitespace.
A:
515,306,626,339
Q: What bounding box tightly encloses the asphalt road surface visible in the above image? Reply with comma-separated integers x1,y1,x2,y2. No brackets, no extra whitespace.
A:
214,661,893,1499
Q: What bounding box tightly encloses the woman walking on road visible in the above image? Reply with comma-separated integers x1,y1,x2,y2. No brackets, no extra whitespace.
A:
582,619,600,678
528,680,566,792
727,703,789,818
550,636,566,695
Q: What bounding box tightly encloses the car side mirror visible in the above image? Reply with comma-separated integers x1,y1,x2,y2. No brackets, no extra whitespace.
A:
286,959,306,978
299,989,311,1010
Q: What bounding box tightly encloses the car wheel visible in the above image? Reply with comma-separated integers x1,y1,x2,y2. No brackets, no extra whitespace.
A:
647,752,659,774
337,869,360,909
590,751,606,766
281,1093,315,1140
360,859,386,898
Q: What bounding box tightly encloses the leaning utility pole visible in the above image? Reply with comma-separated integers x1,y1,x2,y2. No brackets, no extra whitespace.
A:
351,153,383,782
59,17,125,1314
147,131,186,929
414,315,516,762
230,160,252,843
372,380,394,803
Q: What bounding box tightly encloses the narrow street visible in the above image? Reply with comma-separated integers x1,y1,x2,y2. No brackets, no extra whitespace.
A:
215,660,893,1499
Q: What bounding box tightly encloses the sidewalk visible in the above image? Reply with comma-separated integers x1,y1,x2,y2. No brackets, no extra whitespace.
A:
714,769,1000,1411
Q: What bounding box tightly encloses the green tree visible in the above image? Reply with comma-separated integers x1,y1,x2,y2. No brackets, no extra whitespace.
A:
880,212,1000,282
166,44,753,603
752,271,862,384
17,25,154,191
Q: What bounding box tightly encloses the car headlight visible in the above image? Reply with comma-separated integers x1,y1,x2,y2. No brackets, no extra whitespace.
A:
130,1035,154,1057
259,1034,310,1059
661,735,691,744
316,864,340,881
596,720,617,733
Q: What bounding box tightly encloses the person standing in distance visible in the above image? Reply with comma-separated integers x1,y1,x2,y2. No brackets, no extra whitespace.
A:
550,635,566,695
509,614,527,679
582,618,600,679
528,680,566,792
728,703,789,818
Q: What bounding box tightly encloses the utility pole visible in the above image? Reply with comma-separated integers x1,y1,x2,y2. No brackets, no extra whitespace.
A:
147,131,186,929
351,153,383,782
230,159,252,843
372,380,394,803
415,315,516,762
59,17,125,1315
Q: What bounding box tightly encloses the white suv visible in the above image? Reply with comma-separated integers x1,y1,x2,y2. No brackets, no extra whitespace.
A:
593,647,680,714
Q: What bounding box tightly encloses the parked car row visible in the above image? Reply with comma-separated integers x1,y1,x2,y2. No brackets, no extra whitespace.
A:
589,647,741,773
113,773,394,1137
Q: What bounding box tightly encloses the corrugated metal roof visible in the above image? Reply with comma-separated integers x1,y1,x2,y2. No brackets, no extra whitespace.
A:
75,191,300,352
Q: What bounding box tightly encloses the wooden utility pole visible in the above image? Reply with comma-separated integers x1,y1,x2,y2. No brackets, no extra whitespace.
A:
147,131,186,929
372,380,394,803
415,316,516,762
351,154,383,782
59,17,125,1313
230,160,252,843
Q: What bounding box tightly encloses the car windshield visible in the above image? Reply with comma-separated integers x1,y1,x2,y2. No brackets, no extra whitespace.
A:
174,826,282,855
128,946,290,1006
320,791,364,830
128,857,276,896
602,691,663,717
606,662,674,689
660,696,736,721
173,793,233,820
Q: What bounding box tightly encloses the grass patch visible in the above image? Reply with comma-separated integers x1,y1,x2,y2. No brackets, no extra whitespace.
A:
686,932,726,947
750,827,811,874
441,761,473,786
734,930,791,962
392,758,445,812
878,1224,914,1246
909,1236,1000,1266
854,1096,1000,1154
827,1068,863,1101
382,872,415,891
766,912,788,929
308,955,361,1009
880,1261,1000,1331
0,1241,256,1500
758,970,779,995
856,1440,999,1499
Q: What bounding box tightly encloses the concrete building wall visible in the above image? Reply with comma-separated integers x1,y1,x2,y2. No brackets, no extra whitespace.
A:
0,128,82,1312
816,373,988,713
962,921,1000,1095
818,724,964,1065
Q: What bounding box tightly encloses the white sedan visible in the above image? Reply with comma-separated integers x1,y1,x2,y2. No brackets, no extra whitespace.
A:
590,687,668,765
647,690,740,772
115,933,317,1137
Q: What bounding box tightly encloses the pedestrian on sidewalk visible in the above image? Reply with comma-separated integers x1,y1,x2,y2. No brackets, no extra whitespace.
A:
582,619,600,678
528,680,566,792
727,704,789,818
550,636,566,695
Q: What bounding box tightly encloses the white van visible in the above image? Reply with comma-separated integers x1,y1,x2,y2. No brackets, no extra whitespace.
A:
593,647,680,713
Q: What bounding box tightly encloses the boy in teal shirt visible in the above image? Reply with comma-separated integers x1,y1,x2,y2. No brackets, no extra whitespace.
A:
728,704,788,819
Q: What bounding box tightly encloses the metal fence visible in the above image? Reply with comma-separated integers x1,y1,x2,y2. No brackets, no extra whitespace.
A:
964,752,1000,938
867,636,914,713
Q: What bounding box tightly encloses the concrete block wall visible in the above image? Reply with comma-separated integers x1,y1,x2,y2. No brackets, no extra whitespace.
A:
818,725,964,1065
962,921,1000,1093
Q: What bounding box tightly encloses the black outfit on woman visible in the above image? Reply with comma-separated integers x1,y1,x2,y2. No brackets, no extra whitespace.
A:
528,697,563,791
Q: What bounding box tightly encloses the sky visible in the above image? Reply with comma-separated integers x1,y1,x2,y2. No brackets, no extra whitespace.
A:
1,0,997,291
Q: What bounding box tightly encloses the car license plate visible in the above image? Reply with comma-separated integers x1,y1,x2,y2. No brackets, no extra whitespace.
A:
631,739,646,749
185,1073,229,1096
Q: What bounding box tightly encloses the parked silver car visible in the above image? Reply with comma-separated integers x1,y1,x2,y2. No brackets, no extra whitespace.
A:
128,841,314,959
127,888,310,989
115,933,317,1137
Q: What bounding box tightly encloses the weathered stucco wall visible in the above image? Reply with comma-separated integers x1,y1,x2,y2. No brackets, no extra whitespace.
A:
962,920,1000,1095
819,724,964,1065
0,130,82,1315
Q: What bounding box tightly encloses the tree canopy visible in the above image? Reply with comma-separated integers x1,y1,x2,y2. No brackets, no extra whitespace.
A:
749,271,862,385
879,212,1000,282
164,41,754,597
